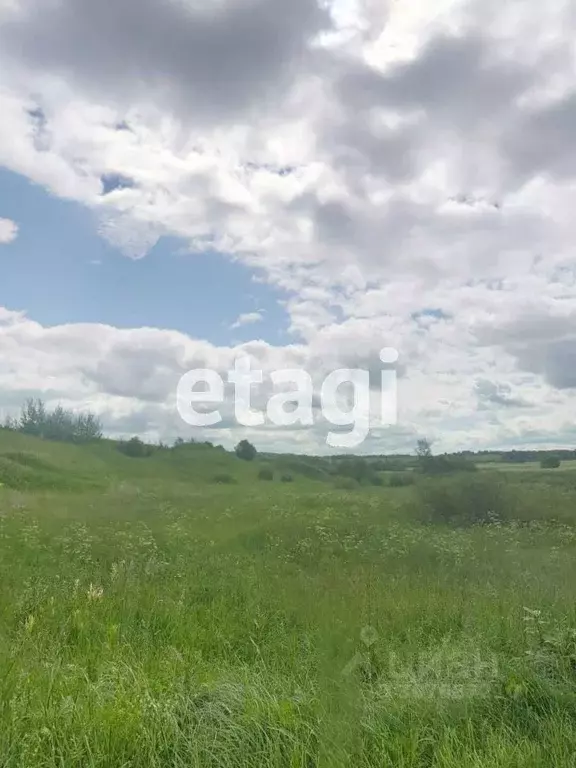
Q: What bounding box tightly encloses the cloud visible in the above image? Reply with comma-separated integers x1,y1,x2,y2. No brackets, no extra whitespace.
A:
0,217,18,244
2,1,576,449
1,305,575,454
0,0,330,125
474,378,532,410
230,311,264,330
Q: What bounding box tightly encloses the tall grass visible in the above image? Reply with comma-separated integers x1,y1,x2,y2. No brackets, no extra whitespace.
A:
0,435,576,764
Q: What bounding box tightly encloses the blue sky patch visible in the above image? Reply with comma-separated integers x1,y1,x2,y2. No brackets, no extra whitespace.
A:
0,168,291,345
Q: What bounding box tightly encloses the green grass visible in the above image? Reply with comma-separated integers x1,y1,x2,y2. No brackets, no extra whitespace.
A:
1,430,576,765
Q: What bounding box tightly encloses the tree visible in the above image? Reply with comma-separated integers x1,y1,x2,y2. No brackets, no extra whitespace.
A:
117,436,153,458
72,412,102,442
541,456,561,469
3,415,18,430
416,438,435,473
335,458,382,486
16,398,102,443
416,438,433,460
415,439,476,475
19,398,47,436
235,439,257,462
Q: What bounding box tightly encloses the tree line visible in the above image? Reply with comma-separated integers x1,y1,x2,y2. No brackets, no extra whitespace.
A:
3,398,102,444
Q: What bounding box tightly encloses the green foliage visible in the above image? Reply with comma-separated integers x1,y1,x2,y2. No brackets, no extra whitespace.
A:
413,472,516,526
334,476,359,490
258,467,274,481
0,452,100,491
280,459,330,481
541,456,561,469
334,457,383,486
388,472,415,487
235,439,257,462
16,398,102,443
416,439,477,475
280,473,294,483
1,428,576,764
211,473,237,484
117,436,154,458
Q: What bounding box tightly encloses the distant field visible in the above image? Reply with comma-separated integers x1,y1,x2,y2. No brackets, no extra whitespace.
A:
477,459,576,472
1,431,576,766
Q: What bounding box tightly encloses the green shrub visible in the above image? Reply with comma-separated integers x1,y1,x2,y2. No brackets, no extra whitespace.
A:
541,456,561,469
282,460,330,481
280,473,294,483
235,440,257,462
258,467,274,481
334,458,372,484
334,477,359,490
417,454,477,475
211,473,237,485
117,437,153,458
388,472,415,487
16,398,102,443
412,473,516,526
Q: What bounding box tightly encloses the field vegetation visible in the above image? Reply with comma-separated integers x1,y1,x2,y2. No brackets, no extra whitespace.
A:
1,406,576,765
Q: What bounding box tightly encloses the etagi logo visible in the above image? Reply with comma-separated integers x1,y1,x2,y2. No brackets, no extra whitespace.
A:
176,348,398,449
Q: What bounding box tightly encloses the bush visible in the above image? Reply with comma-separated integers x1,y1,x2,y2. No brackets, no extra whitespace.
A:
117,437,153,458
16,398,102,443
280,473,294,483
258,467,274,481
211,473,237,485
541,456,561,469
334,458,372,484
282,460,330,481
388,472,415,487
368,473,384,487
417,454,477,475
415,439,477,475
412,473,516,526
235,440,257,462
334,477,359,490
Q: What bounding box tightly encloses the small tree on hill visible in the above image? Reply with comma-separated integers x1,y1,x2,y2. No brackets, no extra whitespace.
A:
235,439,257,462
17,398,102,443
416,438,435,473
117,436,153,458
415,439,476,475
541,455,561,469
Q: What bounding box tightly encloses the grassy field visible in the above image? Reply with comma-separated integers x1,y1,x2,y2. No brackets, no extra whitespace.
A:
1,431,576,766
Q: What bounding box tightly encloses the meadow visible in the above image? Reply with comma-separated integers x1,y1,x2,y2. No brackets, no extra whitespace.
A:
1,430,576,766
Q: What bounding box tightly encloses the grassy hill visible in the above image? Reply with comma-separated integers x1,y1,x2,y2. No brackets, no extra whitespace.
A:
0,428,327,492
2,429,576,765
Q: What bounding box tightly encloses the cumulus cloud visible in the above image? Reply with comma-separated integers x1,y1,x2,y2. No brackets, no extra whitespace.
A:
1,306,575,453
474,378,532,410
2,0,576,449
230,311,264,330
0,0,330,125
0,218,18,244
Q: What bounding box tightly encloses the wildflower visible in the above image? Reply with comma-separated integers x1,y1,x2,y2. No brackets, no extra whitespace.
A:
87,583,104,601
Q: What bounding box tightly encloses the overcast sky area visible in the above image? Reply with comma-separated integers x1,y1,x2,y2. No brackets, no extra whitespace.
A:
1,0,576,454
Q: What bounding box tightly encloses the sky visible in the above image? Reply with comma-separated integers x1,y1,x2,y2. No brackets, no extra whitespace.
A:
2,0,576,454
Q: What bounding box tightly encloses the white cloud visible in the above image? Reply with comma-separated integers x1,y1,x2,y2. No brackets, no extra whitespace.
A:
0,217,17,244
230,311,264,330
1,305,575,454
1,0,576,449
